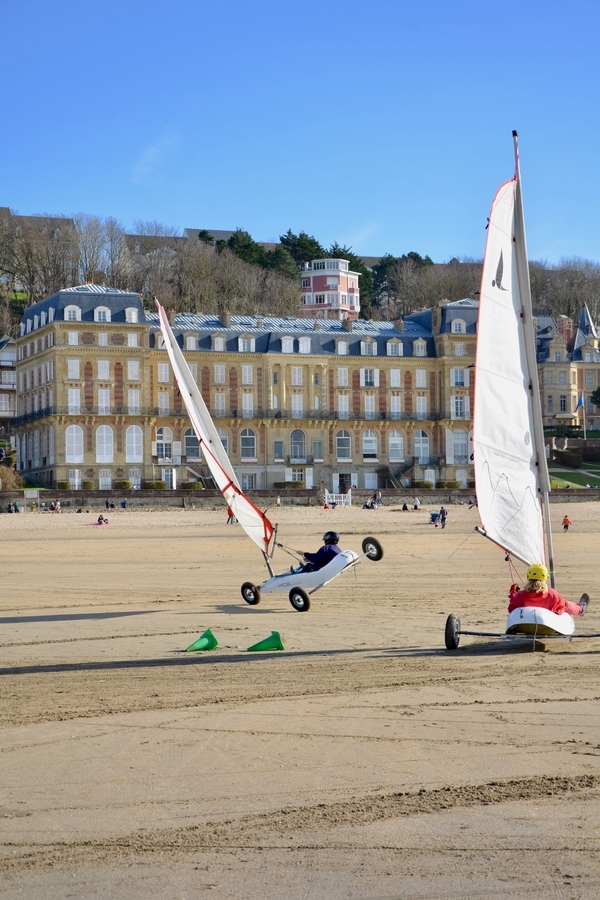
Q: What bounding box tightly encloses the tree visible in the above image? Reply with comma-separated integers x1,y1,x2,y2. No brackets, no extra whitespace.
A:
265,245,298,279
590,386,600,408
225,229,268,267
279,229,326,267
197,229,215,244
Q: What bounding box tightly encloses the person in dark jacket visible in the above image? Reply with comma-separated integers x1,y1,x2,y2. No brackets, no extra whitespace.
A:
296,531,342,571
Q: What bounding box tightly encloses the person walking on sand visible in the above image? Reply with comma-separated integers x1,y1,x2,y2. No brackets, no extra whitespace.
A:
226,506,236,525
413,496,420,511
439,506,448,529
562,515,572,532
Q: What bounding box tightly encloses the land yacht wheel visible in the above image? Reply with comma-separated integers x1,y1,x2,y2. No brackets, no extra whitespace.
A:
241,582,261,605
445,614,461,650
362,536,384,561
289,587,311,612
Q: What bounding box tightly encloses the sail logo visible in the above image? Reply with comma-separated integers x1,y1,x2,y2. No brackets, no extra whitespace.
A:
492,250,508,290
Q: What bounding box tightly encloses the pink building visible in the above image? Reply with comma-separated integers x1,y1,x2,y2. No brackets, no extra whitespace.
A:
298,259,361,320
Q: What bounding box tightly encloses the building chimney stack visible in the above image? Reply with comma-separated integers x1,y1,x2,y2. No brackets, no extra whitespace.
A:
220,311,231,328
167,309,176,325
342,317,353,332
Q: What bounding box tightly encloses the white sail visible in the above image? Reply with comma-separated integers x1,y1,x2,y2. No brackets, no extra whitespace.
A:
473,176,546,566
156,302,275,556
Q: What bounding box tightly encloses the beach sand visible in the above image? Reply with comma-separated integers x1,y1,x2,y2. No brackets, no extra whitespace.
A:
1,500,600,898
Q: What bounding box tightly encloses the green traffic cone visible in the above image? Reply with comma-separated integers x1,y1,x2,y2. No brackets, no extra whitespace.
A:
247,630,284,652
185,628,218,652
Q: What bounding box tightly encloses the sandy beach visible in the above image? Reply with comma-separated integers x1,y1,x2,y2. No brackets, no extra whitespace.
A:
1,500,600,898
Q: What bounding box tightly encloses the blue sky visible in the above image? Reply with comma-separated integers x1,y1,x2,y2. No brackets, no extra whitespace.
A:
3,0,600,263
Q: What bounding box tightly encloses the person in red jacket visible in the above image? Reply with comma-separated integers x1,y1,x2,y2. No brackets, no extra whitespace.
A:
508,563,589,616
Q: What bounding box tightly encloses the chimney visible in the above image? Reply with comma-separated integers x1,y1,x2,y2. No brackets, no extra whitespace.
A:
342,317,353,333
167,309,176,325
220,311,231,328
314,319,321,331
257,315,263,329
395,318,405,333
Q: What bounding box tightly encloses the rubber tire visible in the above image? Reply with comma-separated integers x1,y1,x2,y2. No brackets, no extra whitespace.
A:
445,614,461,650
241,582,261,605
289,587,311,612
362,536,384,561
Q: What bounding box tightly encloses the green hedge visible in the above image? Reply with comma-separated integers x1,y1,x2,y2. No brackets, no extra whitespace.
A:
113,480,132,490
181,481,204,490
143,480,167,490
57,480,71,490
273,481,304,489
412,480,434,489
436,480,462,489
82,480,95,490
552,448,583,468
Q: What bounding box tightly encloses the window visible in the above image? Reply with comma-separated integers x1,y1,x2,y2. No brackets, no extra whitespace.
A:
390,369,401,388
238,337,255,352
453,429,468,462
273,394,279,409
291,394,303,418
282,337,294,353
454,343,464,357
94,306,111,323
98,389,110,414
387,341,402,357
299,337,311,353
126,425,143,462
156,426,173,459
451,319,465,333
241,428,256,459
214,364,226,384
545,370,553,384
337,341,348,355
214,393,226,414
450,368,467,387
315,294,325,304
291,367,303,385
242,393,254,417
65,424,84,463
559,371,567,385
338,394,349,419
363,430,378,460
338,367,348,387
451,396,466,419
69,469,82,490
99,468,112,489
68,331,78,345
68,359,80,379
390,396,401,419
415,369,427,388
128,360,140,381
414,341,426,357
241,474,255,490
98,360,109,380
49,425,54,464
127,333,138,347
302,278,310,288
64,305,81,321
584,352,592,363
336,429,352,460
0,394,8,412
273,440,284,461
96,425,114,463
242,366,253,385
361,341,376,356
68,388,81,414
361,368,379,387
158,363,169,382
586,371,594,387
125,307,138,323
213,336,224,351
128,389,140,414
388,430,404,462
314,372,319,386
186,336,196,351
313,261,326,270
217,428,229,455
290,430,306,461
364,395,375,419
185,428,200,459
547,395,554,412
554,351,562,363
98,333,108,346
314,395,320,410
273,372,279,385
158,393,169,414
313,441,323,460
129,468,142,489
189,364,197,382
560,395,567,412
416,396,427,419
414,430,429,463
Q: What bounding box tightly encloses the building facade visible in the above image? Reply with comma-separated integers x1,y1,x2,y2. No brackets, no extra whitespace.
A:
299,258,361,321
0,334,17,437
13,286,478,491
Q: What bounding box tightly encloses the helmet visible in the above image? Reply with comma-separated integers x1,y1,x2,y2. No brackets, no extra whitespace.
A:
323,531,340,545
527,563,548,582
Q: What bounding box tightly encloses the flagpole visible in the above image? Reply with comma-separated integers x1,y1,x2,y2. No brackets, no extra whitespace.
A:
583,392,587,441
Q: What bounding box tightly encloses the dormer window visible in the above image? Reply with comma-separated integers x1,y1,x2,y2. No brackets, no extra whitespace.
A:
48,308,55,323
33,315,39,330
299,337,311,354
64,305,81,322
414,340,426,357
281,337,294,353
337,340,348,355
156,335,165,349
26,319,32,333
186,335,196,351
360,340,377,356
40,311,47,327
94,306,111,323
451,319,466,334
238,336,255,353
387,340,402,357
213,336,225,351
125,307,138,323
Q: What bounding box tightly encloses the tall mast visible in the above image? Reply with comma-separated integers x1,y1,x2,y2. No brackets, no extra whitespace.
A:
512,131,556,588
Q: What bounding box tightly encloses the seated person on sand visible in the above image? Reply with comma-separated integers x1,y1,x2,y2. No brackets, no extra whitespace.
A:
295,531,342,572
508,564,589,617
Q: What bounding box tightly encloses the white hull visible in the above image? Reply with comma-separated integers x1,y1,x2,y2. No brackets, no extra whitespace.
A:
505,606,575,636
259,550,359,596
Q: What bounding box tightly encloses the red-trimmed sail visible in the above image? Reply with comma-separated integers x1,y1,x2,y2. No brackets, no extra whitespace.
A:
156,302,275,556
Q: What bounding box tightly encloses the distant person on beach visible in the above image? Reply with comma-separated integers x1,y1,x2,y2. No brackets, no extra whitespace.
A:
562,515,572,532
14,500,19,513
413,497,420,511
402,502,409,511
7,501,13,513
508,564,589,617
439,506,448,529
226,506,236,524
105,499,110,510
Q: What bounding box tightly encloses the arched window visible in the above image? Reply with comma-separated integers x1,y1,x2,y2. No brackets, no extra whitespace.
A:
414,429,429,463
290,429,306,461
96,425,114,463
217,428,229,456
281,336,293,353
362,430,378,460
125,425,143,463
184,427,200,459
336,429,352,460
65,424,84,463
453,429,468,462
64,305,81,322
240,428,256,459
156,426,173,459
388,430,404,462
94,306,111,323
